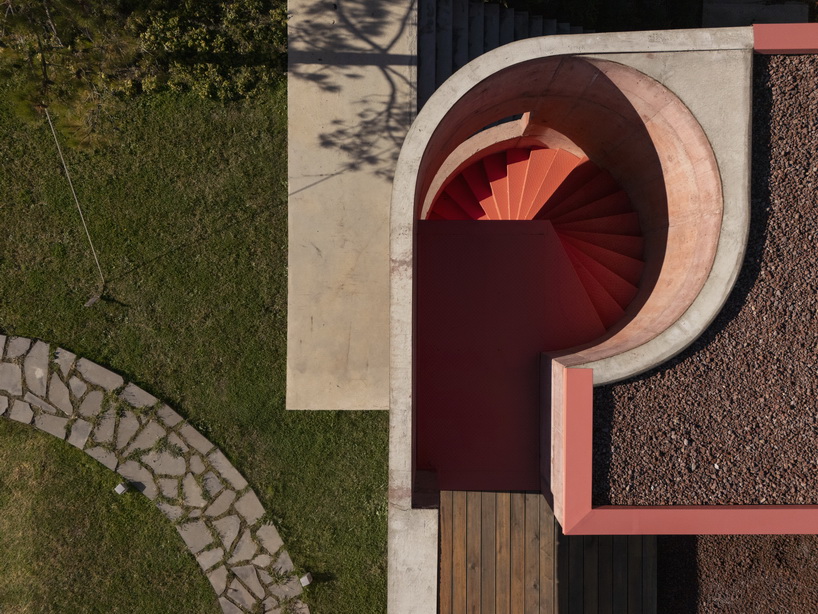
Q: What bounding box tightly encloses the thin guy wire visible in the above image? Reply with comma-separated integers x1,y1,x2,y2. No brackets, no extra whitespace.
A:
43,107,105,288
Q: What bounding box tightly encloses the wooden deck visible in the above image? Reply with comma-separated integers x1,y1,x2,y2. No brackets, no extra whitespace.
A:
439,491,657,614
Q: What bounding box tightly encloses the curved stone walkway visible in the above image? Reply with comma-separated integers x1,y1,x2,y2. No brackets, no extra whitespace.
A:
0,335,309,614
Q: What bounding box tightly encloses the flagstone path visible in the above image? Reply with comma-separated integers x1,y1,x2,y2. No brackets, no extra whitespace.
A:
0,334,309,614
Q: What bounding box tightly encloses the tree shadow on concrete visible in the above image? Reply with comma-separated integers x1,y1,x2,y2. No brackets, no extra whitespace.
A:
288,0,416,187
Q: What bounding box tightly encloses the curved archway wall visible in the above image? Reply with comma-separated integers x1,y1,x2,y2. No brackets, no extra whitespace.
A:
389,28,753,614
0,335,309,614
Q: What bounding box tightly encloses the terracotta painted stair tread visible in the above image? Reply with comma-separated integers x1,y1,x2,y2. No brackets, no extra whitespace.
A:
558,230,644,260
559,236,644,287
429,145,645,333
561,241,640,309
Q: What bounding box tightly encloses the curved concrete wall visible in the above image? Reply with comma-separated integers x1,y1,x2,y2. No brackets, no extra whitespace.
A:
411,56,725,376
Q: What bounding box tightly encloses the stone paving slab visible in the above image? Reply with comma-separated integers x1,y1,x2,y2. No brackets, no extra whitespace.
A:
6,336,31,358
86,446,118,470
54,348,75,376
207,490,237,518
33,413,68,439
25,392,58,415
67,419,92,449
79,389,104,417
123,421,166,457
24,340,49,397
0,363,22,396
49,374,73,414
197,547,225,571
256,524,284,556
208,450,248,490
75,358,123,391
93,411,116,444
120,382,158,408
69,376,87,399
0,337,309,613
10,400,33,424
180,423,215,456
116,411,140,450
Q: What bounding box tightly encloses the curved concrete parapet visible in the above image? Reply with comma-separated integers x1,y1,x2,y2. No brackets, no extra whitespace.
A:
0,335,308,614
394,31,752,385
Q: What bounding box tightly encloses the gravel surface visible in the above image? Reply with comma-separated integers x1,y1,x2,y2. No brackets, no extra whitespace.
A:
593,54,818,507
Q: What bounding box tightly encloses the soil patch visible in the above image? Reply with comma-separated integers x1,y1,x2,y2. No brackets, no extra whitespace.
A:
658,534,818,613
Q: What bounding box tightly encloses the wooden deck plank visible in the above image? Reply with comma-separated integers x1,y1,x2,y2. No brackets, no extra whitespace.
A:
557,526,570,614
539,498,555,614
440,491,454,614
583,535,598,614
524,493,540,614
467,492,483,614
453,491,468,614
612,535,628,614
510,494,526,612
627,535,643,614
642,537,657,614
568,535,584,614
495,492,512,614
597,535,613,614
481,493,497,614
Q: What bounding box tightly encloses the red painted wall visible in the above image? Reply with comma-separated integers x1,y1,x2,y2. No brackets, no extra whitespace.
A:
415,220,606,491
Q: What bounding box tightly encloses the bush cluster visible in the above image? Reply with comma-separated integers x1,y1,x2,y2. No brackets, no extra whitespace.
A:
0,0,286,135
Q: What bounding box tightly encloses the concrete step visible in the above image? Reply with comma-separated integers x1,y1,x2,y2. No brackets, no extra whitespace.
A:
499,7,515,46
418,0,437,108
484,3,500,52
452,0,469,71
529,15,543,37
435,0,453,88
421,0,591,108
468,1,484,61
514,11,529,40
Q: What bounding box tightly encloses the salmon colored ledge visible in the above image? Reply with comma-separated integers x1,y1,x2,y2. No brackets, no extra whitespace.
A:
754,23,818,54
552,362,818,535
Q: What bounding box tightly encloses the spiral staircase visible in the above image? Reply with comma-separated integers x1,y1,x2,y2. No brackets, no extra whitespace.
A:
428,147,645,337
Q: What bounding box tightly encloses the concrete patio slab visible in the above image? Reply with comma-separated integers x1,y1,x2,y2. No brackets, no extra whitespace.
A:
287,0,416,409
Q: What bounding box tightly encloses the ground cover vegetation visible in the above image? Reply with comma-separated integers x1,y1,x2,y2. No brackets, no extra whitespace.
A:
0,2,387,613
1,0,286,143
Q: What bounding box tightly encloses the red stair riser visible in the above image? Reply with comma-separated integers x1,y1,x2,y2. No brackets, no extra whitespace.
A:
565,250,626,328
432,192,474,220
558,230,644,259
506,148,531,220
553,212,642,235
560,236,645,286
541,170,621,221
549,190,631,224
443,174,485,219
484,152,512,219
533,158,598,218
462,163,501,219
561,241,639,308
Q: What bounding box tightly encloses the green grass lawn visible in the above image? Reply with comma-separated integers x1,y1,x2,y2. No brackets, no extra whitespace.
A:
0,78,387,613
